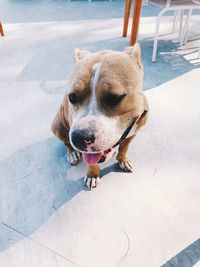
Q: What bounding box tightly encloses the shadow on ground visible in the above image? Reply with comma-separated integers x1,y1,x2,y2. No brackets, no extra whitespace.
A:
0,137,122,251
140,39,199,90
162,238,200,267
0,138,83,251
85,38,199,90
17,34,198,90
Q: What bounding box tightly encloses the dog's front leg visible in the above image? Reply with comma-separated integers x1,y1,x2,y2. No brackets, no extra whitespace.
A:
116,135,136,172
51,110,81,166
117,108,148,172
84,164,100,190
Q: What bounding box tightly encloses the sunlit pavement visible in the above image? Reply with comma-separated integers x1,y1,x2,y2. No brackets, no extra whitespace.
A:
0,1,200,266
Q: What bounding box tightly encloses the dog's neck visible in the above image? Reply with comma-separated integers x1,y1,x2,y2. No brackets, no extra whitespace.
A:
113,109,148,148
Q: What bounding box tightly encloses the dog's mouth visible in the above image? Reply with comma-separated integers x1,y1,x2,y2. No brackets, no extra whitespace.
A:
82,148,116,165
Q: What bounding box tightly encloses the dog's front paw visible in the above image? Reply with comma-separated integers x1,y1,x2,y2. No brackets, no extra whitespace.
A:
84,176,100,190
118,159,133,172
67,151,81,166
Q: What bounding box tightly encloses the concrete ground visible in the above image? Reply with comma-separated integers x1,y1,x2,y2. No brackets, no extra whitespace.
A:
0,1,200,266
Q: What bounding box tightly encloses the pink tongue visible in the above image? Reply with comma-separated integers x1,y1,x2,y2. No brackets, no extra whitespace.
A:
82,152,102,165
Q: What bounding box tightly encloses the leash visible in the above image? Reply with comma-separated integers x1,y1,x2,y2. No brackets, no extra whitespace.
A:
112,109,148,148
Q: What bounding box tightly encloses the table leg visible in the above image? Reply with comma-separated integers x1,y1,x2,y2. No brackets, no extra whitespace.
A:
130,0,142,46
123,0,132,37
0,22,4,36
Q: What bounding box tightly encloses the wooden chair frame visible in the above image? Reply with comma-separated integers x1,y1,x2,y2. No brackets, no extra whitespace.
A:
0,22,4,36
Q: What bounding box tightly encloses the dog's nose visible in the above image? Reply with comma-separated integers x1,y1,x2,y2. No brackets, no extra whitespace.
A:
71,130,95,151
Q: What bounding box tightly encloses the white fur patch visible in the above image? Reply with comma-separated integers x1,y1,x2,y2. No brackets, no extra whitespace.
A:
88,63,101,115
69,63,101,126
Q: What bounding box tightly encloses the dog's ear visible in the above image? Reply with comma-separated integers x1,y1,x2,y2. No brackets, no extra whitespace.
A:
73,48,91,63
124,43,142,70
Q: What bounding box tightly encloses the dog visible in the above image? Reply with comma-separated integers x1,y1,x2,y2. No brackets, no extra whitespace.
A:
51,43,148,189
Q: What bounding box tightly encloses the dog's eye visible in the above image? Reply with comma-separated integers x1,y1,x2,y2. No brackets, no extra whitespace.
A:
68,92,79,105
102,93,126,109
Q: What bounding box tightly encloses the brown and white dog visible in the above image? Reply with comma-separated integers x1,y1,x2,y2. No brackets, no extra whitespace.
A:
51,44,148,189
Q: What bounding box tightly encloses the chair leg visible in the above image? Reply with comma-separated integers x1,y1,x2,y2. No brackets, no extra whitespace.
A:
152,11,164,63
182,9,192,45
123,0,132,37
0,22,4,37
179,10,184,45
130,0,143,45
172,10,180,33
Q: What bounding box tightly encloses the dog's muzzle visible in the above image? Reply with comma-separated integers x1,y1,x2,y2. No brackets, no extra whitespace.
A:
71,109,148,165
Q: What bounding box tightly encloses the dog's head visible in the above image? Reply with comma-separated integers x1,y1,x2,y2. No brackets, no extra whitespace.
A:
67,44,145,164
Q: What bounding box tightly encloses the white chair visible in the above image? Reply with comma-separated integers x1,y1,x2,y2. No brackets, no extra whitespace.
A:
149,0,200,62
181,0,200,45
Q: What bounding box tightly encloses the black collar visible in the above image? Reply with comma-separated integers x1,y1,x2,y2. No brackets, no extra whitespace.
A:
112,109,148,148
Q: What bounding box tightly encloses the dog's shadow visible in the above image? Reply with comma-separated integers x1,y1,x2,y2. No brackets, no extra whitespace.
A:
0,138,82,251
0,137,122,252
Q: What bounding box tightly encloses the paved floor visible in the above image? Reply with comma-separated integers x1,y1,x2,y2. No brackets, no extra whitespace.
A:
0,1,200,266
